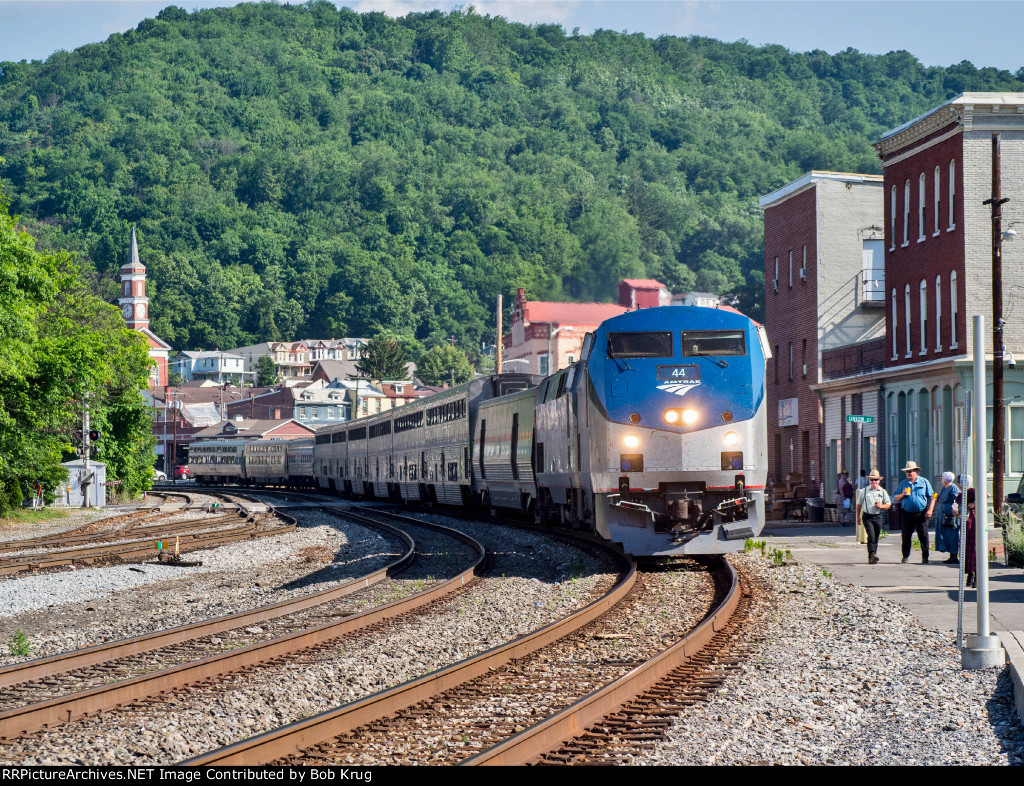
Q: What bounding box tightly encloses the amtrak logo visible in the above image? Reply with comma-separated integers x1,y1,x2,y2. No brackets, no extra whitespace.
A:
657,381,701,397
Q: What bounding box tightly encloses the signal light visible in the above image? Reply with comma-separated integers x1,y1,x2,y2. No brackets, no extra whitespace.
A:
89,430,101,441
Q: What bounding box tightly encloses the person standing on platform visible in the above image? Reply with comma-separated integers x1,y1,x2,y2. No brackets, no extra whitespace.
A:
840,471,854,526
856,470,892,564
933,471,961,564
963,480,977,588
892,461,935,564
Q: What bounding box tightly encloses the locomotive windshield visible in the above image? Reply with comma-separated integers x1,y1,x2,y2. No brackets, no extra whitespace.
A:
681,330,747,356
607,331,673,358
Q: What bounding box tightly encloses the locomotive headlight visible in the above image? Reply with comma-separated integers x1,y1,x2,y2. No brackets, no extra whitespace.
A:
723,430,741,447
623,434,640,449
681,408,699,425
663,409,680,425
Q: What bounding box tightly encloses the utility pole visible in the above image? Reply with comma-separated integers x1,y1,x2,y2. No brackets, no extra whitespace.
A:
984,132,1009,511
496,294,503,374
81,395,92,508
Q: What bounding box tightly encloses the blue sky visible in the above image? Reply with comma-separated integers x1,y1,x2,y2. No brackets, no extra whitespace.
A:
1,0,1023,73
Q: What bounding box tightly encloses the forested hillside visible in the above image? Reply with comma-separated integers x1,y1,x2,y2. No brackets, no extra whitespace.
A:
1,2,1021,354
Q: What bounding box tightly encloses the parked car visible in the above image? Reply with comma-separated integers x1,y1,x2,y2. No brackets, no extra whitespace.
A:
152,468,167,481
175,465,190,481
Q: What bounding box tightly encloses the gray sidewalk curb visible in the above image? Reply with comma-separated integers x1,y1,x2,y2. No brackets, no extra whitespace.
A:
1001,631,1024,725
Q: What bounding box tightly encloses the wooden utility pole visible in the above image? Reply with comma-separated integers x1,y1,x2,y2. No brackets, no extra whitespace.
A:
984,132,1009,511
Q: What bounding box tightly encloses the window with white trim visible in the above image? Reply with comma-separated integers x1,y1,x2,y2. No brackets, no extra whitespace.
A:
950,271,959,348
788,250,793,288
908,395,918,463
918,173,926,241
903,180,910,246
935,276,942,351
788,342,793,381
890,186,897,251
773,257,778,290
933,166,941,236
891,288,898,359
948,160,956,229
919,279,928,354
904,284,912,357
932,391,943,471
888,396,897,481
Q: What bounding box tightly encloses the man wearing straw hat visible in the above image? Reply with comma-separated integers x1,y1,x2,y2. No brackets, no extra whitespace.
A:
856,470,892,564
892,460,935,564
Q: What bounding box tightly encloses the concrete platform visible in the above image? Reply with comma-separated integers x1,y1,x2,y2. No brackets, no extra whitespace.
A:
762,521,1024,723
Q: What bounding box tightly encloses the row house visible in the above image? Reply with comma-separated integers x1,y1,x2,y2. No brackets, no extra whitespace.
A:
760,171,885,495
304,338,368,363
762,93,1024,500
170,351,250,384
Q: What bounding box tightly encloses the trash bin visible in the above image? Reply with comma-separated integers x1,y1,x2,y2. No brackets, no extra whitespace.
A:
806,498,825,523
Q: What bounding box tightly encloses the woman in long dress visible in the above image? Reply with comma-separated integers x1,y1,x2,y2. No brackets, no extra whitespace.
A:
933,471,961,563
964,486,977,589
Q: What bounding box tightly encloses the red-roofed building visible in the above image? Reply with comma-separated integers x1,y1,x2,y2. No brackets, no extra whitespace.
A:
502,287,632,376
618,279,672,309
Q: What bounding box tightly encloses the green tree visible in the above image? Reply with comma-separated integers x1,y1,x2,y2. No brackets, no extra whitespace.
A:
255,355,278,387
356,332,409,381
417,344,474,386
0,186,153,500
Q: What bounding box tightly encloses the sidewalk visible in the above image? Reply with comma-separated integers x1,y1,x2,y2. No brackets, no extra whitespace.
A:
761,519,1024,723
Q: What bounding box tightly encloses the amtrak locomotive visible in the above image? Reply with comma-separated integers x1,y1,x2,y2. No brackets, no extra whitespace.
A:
190,305,769,557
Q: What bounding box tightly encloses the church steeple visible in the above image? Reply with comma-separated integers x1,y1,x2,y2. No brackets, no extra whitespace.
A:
118,226,149,330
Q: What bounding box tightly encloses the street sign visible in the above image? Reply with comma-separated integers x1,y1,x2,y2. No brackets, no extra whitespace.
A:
846,415,875,424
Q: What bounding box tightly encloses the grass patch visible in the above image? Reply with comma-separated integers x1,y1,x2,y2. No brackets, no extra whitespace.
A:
999,510,1024,568
0,508,77,529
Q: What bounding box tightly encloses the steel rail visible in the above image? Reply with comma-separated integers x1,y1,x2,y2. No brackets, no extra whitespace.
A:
0,517,282,576
182,538,636,766
0,510,483,740
461,555,739,765
0,508,410,690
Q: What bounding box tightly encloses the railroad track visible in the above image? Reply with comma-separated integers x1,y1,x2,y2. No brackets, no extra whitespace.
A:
184,547,752,766
0,506,481,742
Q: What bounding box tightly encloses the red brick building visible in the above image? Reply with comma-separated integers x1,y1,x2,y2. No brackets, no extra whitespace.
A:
760,172,885,494
870,92,1024,492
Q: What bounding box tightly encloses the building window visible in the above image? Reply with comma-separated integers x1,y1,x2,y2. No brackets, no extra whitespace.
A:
918,173,926,242
935,276,942,351
950,271,959,348
801,245,806,280
904,284,912,357
902,180,910,246
773,257,779,291
891,288,898,359
948,160,956,229
888,395,897,483
890,186,897,251
908,396,918,463
539,355,549,376
933,166,941,236
801,339,807,378
774,346,779,384
788,250,793,288
788,342,793,381
862,239,884,302
919,280,928,354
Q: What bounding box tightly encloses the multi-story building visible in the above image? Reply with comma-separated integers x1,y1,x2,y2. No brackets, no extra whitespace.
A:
871,92,1024,494
229,341,311,381
763,94,1024,501
502,282,672,375
760,171,885,494
170,351,249,384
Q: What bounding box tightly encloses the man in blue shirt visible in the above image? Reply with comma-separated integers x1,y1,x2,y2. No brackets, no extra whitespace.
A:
892,460,935,564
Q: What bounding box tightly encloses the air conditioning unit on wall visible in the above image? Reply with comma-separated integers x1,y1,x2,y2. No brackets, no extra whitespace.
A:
772,278,779,292
799,267,807,280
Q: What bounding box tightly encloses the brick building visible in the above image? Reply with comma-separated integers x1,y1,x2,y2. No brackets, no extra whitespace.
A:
119,227,171,391
760,172,885,494
871,92,1024,493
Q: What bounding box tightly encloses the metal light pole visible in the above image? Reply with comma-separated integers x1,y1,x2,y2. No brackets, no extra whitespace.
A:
962,314,1003,668
81,395,92,508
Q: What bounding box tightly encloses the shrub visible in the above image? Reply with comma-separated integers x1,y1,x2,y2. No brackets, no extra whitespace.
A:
1000,510,1024,569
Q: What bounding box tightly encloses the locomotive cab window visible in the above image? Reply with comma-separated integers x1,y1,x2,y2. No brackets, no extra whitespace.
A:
607,331,673,358
681,330,747,356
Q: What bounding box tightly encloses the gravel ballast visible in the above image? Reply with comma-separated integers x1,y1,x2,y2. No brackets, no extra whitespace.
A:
634,551,1024,766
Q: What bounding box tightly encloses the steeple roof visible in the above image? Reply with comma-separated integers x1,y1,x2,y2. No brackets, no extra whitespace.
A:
120,226,145,271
